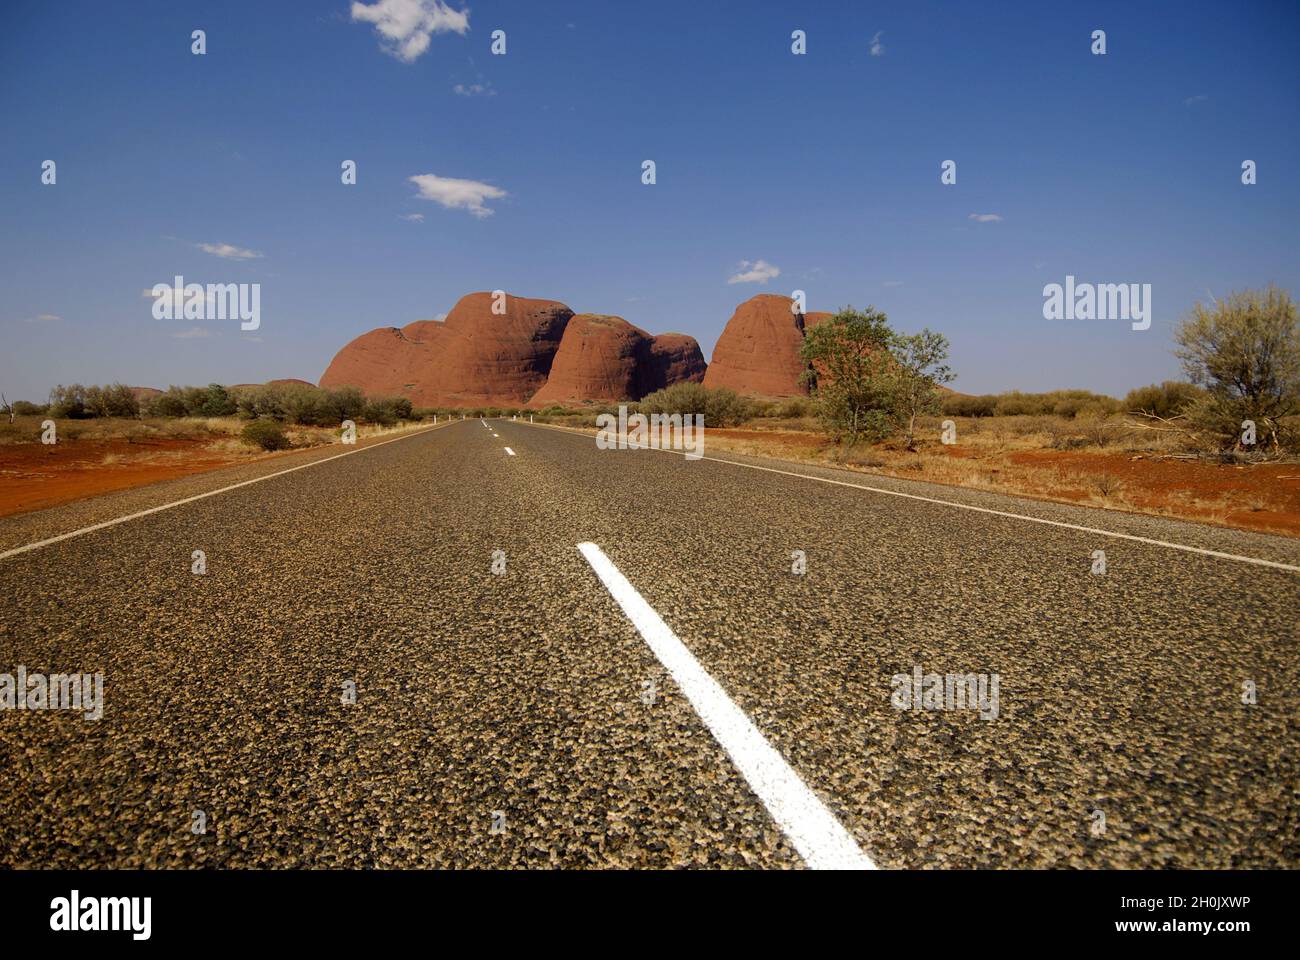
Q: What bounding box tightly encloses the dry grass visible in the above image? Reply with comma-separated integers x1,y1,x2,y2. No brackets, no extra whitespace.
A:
0,415,430,451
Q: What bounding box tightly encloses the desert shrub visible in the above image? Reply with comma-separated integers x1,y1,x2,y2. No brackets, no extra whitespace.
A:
773,395,815,419
240,418,290,451
991,391,1040,417
942,393,998,417
193,383,237,417
232,383,363,426
11,400,47,416
323,386,366,423
80,383,139,418
148,383,236,418
48,384,89,418
362,396,414,426
1175,286,1298,451
1050,392,1119,418
1123,381,1202,419
986,390,1118,418
637,382,752,426
147,387,191,417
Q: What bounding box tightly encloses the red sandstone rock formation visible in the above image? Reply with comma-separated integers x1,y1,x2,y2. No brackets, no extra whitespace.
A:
702,294,816,397
322,291,709,407
320,292,573,407
527,317,707,407
527,314,647,406
643,333,708,393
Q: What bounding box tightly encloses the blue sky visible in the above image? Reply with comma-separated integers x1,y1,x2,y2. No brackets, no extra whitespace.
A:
2,0,1297,402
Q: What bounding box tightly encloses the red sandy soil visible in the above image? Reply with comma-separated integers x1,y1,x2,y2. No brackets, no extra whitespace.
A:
1003,449,1300,536
703,428,1300,538
0,439,254,518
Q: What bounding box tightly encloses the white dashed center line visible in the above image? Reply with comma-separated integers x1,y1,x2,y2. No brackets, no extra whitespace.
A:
504,447,516,456
577,541,875,870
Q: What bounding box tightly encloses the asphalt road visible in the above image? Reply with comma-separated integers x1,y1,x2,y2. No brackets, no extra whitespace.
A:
1,418,1297,868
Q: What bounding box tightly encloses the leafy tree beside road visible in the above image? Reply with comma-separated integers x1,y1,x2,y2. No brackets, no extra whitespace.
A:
800,307,954,448
1174,285,1298,452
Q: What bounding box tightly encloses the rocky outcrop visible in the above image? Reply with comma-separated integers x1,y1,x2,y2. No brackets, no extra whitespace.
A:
320,292,573,407
321,292,705,407
702,294,816,397
643,333,708,393
527,315,649,407
428,293,573,406
528,317,707,407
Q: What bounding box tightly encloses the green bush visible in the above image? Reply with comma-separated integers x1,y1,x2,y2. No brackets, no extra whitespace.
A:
11,400,47,416
362,396,414,426
941,393,998,417
772,396,815,419
637,382,752,426
240,418,290,451
83,383,139,418
147,388,191,418
1122,381,1204,419
48,384,89,418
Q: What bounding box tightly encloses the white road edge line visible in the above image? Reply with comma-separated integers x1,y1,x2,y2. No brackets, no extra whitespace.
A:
524,422,1300,574
577,541,876,870
504,447,516,456
0,423,450,563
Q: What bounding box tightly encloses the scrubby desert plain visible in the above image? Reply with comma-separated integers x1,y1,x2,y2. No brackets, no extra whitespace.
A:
529,407,1300,538
4,396,1297,537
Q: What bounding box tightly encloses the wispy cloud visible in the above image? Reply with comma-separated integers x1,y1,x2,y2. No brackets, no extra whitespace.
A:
398,212,425,222
882,280,904,288
409,172,507,218
1183,94,1209,106
351,0,469,63
728,259,781,285
197,242,262,260
453,82,495,97
869,31,885,57
968,213,1003,223
22,313,61,324
172,326,213,339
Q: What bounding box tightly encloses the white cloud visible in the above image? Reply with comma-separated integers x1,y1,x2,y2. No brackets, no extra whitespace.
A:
197,242,262,260
882,280,904,287
351,0,469,63
172,326,213,339
1184,94,1209,106
453,82,495,97
409,172,507,218
398,212,425,222
869,31,885,57
22,313,61,323
727,259,781,285
968,213,1003,223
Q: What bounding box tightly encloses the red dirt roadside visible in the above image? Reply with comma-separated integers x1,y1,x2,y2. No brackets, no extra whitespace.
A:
0,439,255,518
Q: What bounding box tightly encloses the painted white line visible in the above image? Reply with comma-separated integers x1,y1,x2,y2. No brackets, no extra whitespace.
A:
577,541,875,870
0,423,449,563
504,447,516,456
522,422,1300,574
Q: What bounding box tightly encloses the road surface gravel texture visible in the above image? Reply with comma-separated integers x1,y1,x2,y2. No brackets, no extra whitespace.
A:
1,419,1296,868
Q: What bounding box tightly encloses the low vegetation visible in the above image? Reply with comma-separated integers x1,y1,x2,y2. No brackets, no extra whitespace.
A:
240,419,291,451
